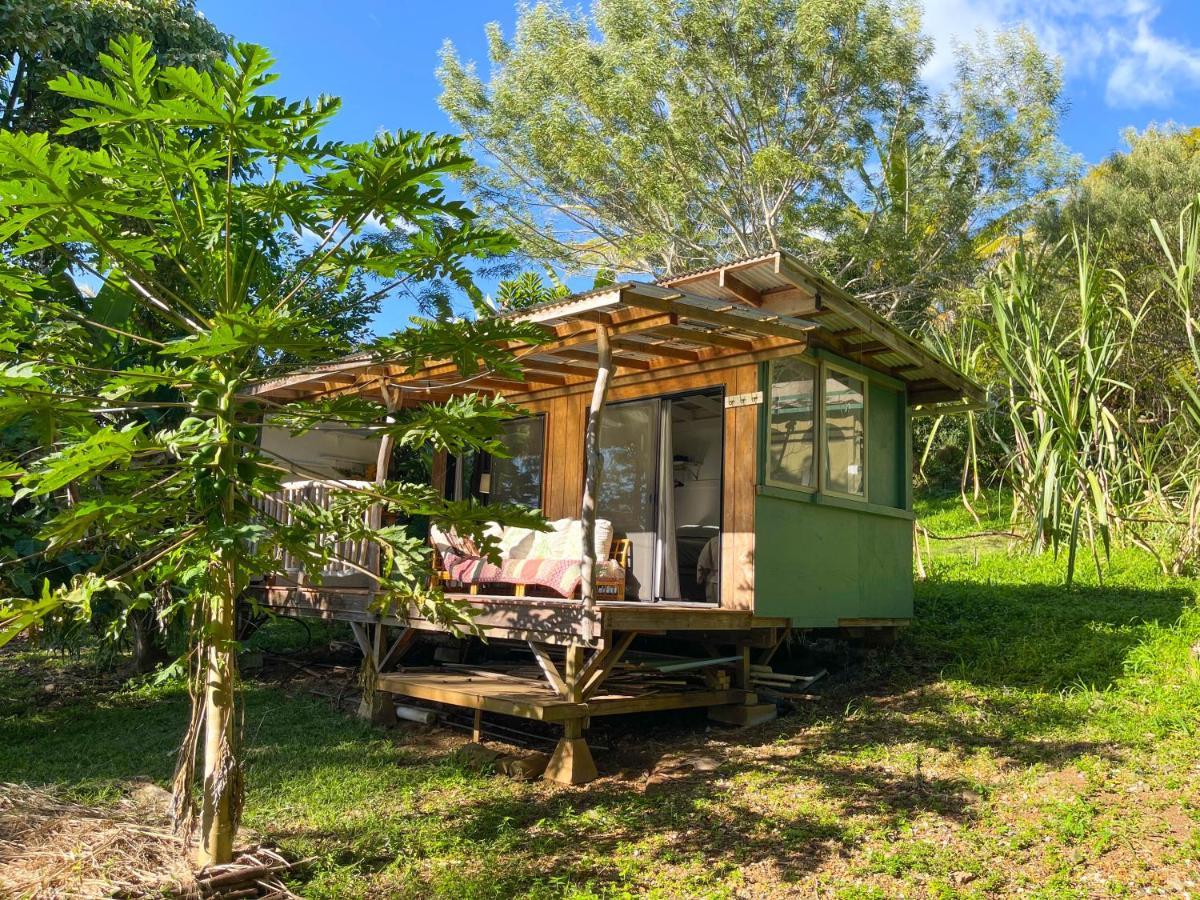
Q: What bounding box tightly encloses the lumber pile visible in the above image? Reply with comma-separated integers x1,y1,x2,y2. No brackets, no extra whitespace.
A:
750,665,827,697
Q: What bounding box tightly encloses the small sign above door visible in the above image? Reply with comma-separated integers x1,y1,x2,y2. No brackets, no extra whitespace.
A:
724,391,763,409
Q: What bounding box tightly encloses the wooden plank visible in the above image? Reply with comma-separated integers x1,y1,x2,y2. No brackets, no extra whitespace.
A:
349,621,373,661
603,604,756,631
378,627,418,671
376,671,755,721
656,325,754,351
579,630,637,699
611,337,701,361
554,347,653,371
837,617,911,627
620,291,817,343
376,672,576,721
721,363,757,611
584,688,753,717
564,643,586,703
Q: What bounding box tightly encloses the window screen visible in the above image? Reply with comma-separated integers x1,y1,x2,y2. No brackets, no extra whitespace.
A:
488,416,545,509
823,369,865,496
767,357,817,490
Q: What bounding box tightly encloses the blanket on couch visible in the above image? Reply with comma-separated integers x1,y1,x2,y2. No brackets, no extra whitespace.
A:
442,550,584,598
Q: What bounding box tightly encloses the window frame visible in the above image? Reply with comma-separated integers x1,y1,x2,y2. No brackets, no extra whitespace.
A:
489,412,547,511
764,355,870,504
764,355,819,495
818,360,869,501
448,413,547,510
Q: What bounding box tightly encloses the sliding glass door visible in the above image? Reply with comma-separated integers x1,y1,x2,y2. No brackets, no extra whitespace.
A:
594,389,723,602
596,398,660,600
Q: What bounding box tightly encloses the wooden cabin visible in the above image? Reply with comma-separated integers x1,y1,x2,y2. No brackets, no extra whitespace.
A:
250,250,981,782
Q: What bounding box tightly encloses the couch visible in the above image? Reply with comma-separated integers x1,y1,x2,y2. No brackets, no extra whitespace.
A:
429,517,628,599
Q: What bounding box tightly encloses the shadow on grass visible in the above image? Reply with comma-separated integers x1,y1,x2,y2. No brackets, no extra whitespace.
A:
1,565,1195,896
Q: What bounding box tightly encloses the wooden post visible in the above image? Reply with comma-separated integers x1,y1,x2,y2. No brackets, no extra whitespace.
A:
580,323,612,644
374,384,398,493
564,643,585,704
545,642,597,783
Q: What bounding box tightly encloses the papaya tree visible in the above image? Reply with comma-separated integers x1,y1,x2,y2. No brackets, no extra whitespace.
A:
0,35,543,863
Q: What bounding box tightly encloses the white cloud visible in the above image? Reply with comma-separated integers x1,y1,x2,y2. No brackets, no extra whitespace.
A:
917,0,1200,108
1105,14,1200,107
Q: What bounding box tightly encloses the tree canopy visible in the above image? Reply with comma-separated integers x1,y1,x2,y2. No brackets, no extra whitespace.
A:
0,0,225,140
438,0,1073,324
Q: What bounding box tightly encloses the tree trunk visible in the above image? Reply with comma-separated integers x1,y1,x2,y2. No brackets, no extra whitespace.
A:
198,390,241,866
130,607,167,674
580,324,612,644
198,561,238,865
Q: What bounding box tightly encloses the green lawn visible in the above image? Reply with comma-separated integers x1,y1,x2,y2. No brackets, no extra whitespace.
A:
3,540,1200,897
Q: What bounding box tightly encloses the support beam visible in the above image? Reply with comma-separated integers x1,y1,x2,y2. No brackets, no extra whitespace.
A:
622,291,817,342
527,641,568,697
554,347,652,371
579,323,613,644
378,627,418,672
581,631,638,699
564,643,586,704
719,269,763,306
655,325,754,352
611,337,700,361
349,621,373,663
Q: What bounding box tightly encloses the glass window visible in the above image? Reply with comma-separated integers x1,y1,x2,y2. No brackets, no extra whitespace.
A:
487,416,545,509
823,368,865,496
767,357,817,490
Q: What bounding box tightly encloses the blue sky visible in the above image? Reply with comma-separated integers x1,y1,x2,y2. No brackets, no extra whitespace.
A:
196,0,1200,333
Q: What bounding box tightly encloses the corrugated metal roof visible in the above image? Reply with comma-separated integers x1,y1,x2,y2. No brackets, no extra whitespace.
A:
250,250,984,410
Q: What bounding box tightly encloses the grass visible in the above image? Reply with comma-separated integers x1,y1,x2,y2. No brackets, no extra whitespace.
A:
3,536,1200,896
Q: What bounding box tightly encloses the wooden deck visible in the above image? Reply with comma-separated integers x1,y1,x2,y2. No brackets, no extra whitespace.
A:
254,584,785,784
257,582,789,647
377,667,754,722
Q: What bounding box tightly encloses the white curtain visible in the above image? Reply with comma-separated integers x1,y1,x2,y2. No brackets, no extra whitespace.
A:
655,400,681,600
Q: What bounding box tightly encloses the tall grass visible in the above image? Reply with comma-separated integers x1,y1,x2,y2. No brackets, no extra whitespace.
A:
983,234,1147,583
1148,194,1200,571
921,197,1200,581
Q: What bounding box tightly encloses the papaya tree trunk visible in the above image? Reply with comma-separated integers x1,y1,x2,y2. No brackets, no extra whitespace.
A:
199,389,241,865
199,570,237,864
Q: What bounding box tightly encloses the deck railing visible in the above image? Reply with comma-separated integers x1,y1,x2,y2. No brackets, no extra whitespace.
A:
255,479,381,580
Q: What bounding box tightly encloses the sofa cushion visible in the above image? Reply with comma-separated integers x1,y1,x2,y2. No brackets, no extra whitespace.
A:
542,517,614,561
496,525,537,559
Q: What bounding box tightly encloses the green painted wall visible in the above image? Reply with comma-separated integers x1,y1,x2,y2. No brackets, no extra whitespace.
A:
753,360,913,625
